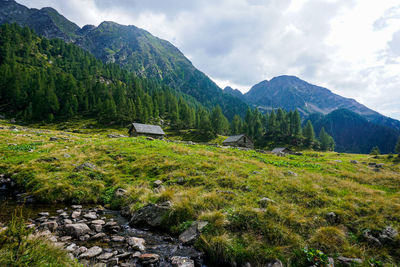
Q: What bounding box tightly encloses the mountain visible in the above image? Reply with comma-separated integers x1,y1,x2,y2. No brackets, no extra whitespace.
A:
245,75,400,131
307,109,399,154
223,86,244,100
0,0,248,119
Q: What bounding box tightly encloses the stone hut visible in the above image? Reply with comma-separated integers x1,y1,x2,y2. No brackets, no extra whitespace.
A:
128,123,165,139
222,134,254,149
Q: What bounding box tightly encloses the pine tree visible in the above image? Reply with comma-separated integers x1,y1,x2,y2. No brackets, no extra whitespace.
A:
370,146,380,156
211,105,227,134
231,115,242,135
267,110,277,134
291,110,302,137
303,120,315,148
319,127,333,151
395,136,400,156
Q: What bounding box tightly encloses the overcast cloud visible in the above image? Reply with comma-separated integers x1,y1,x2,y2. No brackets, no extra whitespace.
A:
18,0,400,119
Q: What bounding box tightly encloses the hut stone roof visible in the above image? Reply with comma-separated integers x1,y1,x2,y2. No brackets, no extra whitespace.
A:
271,147,291,154
131,123,165,135
223,134,246,143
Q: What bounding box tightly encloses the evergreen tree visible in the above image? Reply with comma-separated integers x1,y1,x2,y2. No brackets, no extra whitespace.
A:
211,105,227,134
303,120,315,148
319,127,335,151
370,146,380,156
395,136,400,157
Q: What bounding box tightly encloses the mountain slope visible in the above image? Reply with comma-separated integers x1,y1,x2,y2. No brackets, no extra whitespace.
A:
223,86,244,100
0,0,248,119
245,75,400,131
307,109,399,154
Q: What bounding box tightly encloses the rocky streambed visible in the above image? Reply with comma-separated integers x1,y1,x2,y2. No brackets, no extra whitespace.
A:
0,179,206,267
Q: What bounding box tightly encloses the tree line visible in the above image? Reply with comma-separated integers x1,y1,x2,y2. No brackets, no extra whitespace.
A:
0,23,334,151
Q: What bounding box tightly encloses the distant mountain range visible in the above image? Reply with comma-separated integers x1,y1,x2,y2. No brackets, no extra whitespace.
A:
0,0,247,119
2,0,400,153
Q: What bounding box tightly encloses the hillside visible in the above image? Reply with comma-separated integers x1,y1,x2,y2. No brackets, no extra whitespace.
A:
0,120,399,266
307,109,400,154
244,75,400,131
0,0,248,119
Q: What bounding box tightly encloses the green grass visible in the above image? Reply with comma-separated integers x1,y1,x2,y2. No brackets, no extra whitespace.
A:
0,120,399,266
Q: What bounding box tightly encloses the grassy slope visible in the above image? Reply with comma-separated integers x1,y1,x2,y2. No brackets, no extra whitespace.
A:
0,120,399,266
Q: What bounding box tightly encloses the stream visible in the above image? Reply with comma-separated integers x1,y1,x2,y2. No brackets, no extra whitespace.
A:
0,179,208,267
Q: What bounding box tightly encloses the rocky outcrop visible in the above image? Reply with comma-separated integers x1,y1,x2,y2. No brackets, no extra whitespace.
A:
129,201,172,227
179,221,208,244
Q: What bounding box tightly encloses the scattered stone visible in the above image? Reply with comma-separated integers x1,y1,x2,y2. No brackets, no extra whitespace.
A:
64,153,71,158
111,235,125,242
71,205,82,210
97,252,115,260
336,256,363,266
286,171,298,177
350,160,358,164
129,202,172,227
258,197,275,208
326,212,338,224
79,246,103,259
252,171,261,175
66,243,78,252
91,219,105,225
265,260,284,267
376,163,384,168
153,180,163,187
71,210,81,219
368,162,377,167
115,252,132,260
378,226,398,244
127,237,146,251
139,253,160,264
38,212,50,217
107,133,128,138
179,221,208,244
91,233,106,240
334,160,342,163
40,221,58,232
74,162,97,171
64,223,90,238
171,256,195,267
73,246,88,256
363,230,382,246
84,213,97,220
59,236,72,242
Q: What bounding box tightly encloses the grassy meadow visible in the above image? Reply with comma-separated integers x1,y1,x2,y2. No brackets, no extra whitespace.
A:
0,119,399,266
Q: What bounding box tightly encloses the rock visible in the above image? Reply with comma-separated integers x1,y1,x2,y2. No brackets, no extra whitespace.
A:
153,180,163,187
115,188,128,198
258,197,275,208
79,234,90,241
350,160,358,164
83,212,97,219
63,153,71,158
111,235,125,242
336,256,363,265
363,230,382,246
64,223,90,238
92,224,102,232
71,205,82,209
129,202,172,227
252,171,261,175
334,160,342,163
91,219,105,225
91,233,106,240
139,253,160,264
379,226,398,243
71,210,81,219
40,221,58,232
74,162,97,171
179,221,208,244
286,171,298,176
97,252,115,260
9,118,16,123
171,256,195,267
66,243,78,252
107,133,128,138
265,260,284,267
368,162,377,167
376,163,384,168
79,246,103,259
115,252,132,260
127,237,146,251
59,236,72,242
120,206,131,218
38,212,49,217
63,219,73,224
73,246,88,256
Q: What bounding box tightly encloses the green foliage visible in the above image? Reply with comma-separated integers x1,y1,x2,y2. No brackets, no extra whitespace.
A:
395,136,400,155
370,146,380,156
0,208,80,267
319,127,335,151
303,248,329,267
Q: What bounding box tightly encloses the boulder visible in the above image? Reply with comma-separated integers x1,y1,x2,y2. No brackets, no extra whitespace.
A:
265,260,284,267
38,212,49,217
91,233,106,240
286,171,298,177
79,246,103,259
127,237,146,251
91,219,105,225
153,180,163,187
83,212,97,219
75,162,97,171
71,205,82,209
171,256,195,267
115,188,128,198
64,223,90,238
350,160,358,164
97,252,115,260
129,202,172,227
326,212,338,224
378,226,398,244
363,230,382,246
71,210,81,219
66,243,78,252
179,221,208,244
111,235,125,242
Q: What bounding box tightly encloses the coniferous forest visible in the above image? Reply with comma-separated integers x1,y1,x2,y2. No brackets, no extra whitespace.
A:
0,23,335,150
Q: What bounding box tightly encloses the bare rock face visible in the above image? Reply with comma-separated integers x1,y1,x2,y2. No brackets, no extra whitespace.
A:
179,221,208,244
129,202,172,227
64,223,90,238
139,253,160,265
379,226,398,244
337,256,363,266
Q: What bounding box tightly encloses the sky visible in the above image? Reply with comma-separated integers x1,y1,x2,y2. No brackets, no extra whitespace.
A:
18,0,400,120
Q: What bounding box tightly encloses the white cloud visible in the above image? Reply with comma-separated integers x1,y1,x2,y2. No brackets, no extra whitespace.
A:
16,0,400,119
